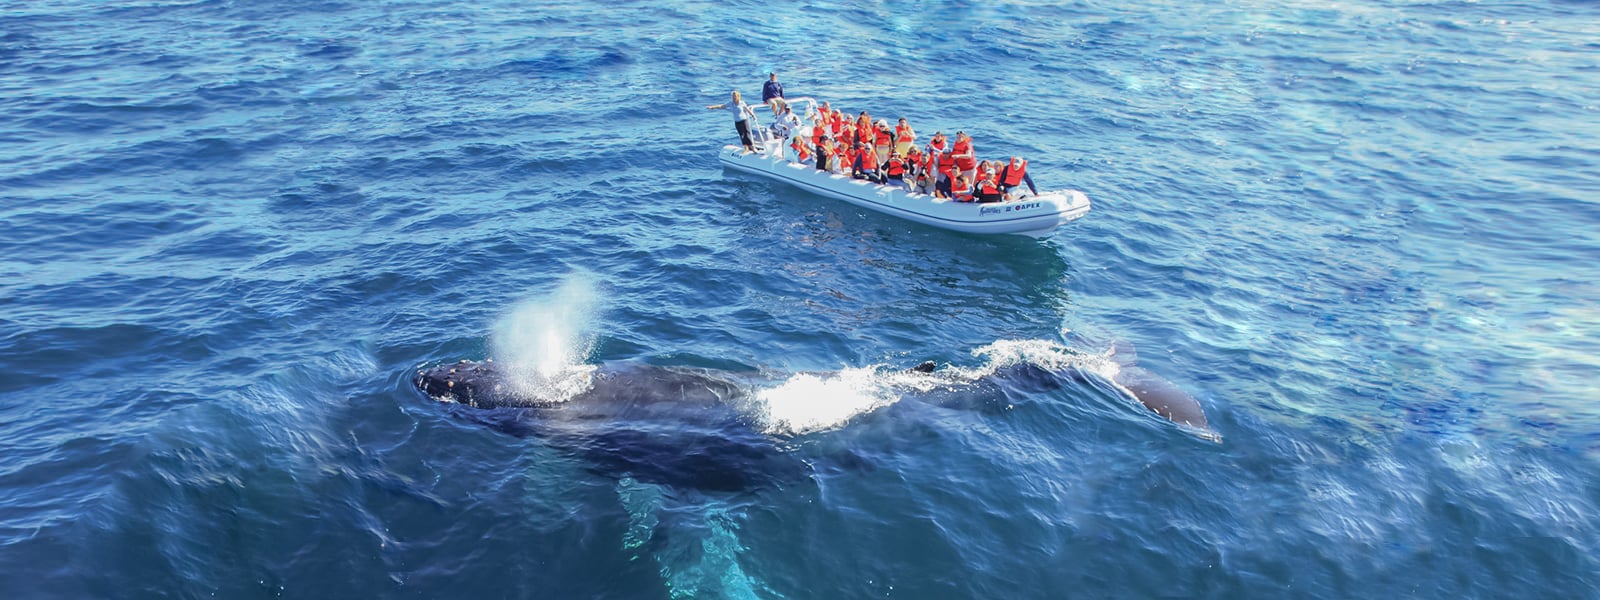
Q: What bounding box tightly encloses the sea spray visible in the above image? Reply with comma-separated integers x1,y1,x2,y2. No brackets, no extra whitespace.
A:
489,275,602,402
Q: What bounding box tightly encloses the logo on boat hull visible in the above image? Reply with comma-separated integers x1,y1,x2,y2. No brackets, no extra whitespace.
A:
980,202,1043,216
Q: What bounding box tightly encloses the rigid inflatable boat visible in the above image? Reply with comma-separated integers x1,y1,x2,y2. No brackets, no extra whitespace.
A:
717,98,1091,238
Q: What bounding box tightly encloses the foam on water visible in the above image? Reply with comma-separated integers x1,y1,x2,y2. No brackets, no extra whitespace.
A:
752,339,1126,436
753,367,899,435
965,338,1121,382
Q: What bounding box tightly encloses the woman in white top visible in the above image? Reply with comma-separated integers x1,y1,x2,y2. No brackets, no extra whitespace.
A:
706,90,756,152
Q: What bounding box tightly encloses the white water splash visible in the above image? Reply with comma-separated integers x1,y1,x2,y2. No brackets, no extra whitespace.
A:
749,339,1128,436
753,367,901,436
489,275,601,402
967,338,1120,380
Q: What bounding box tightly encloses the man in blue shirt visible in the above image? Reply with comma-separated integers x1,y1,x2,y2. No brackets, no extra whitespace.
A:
761,72,784,116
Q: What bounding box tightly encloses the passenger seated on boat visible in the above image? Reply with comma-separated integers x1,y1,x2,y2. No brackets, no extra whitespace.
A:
951,174,974,202
790,135,813,165
815,138,835,172
833,140,853,175
927,131,949,153
854,142,882,183
999,156,1037,196
773,103,802,141
894,118,917,156
884,152,907,189
762,72,785,116
935,149,957,199
912,149,936,195
975,172,1003,203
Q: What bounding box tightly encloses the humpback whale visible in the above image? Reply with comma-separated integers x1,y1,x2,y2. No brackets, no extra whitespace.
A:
413,348,1217,491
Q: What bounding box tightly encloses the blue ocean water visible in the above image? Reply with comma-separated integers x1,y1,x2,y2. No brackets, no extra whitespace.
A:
4,0,1599,597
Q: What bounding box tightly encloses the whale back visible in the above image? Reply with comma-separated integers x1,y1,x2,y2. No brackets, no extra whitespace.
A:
417,360,804,491
1113,366,1212,435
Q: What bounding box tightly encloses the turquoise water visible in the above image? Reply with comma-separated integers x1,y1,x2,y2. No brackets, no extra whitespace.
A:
3,0,1599,597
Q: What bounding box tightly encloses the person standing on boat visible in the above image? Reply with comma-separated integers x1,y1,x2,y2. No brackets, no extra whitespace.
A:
999,156,1038,196
952,131,978,181
762,72,785,116
873,120,894,164
893,118,917,157
707,91,757,153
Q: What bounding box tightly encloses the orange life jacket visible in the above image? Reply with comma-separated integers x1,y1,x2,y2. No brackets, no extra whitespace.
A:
895,124,914,142
928,139,947,153
860,149,878,171
951,178,972,200
1003,160,1028,186
952,139,976,170
886,157,905,177
791,139,811,161
875,128,891,146
937,152,955,176
978,177,999,195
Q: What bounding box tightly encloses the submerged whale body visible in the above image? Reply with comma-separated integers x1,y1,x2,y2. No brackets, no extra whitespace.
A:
413,349,1217,491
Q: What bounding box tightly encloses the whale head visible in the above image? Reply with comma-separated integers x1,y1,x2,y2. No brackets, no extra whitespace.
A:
416,360,530,408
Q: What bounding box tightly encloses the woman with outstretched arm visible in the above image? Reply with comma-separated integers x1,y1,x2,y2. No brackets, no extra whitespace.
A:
707,90,757,153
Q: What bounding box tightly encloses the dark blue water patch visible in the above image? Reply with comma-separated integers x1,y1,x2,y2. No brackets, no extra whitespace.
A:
194,78,292,108
493,46,634,81
0,30,41,65
0,201,213,259
4,135,270,189
0,320,216,386
300,40,361,60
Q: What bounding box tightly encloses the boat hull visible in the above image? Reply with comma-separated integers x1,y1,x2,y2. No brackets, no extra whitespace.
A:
718,144,1090,238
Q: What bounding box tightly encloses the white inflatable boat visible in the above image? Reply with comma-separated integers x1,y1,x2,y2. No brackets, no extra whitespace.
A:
716,99,1091,238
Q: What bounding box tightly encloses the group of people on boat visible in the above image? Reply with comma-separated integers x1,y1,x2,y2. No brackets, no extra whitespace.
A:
707,74,1038,204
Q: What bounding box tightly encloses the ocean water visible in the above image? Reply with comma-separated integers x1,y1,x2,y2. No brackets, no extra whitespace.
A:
3,0,1599,597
